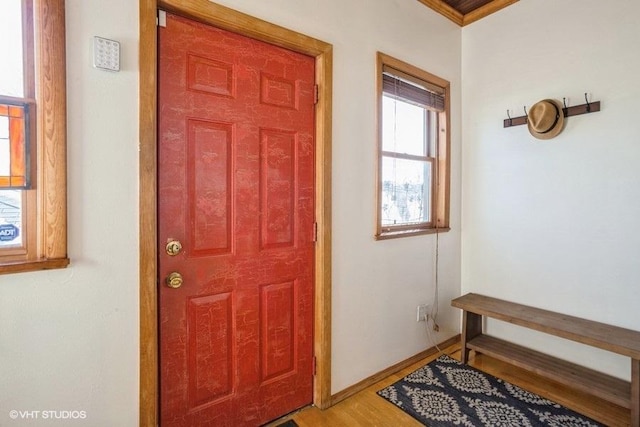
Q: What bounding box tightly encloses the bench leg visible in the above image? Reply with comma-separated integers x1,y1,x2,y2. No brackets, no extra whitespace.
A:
461,311,482,363
632,358,639,427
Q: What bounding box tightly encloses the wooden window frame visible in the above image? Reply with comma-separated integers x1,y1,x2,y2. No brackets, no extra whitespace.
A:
0,0,69,274
375,52,451,240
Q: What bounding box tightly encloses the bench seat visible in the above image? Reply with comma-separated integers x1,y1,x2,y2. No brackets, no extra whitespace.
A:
452,293,640,426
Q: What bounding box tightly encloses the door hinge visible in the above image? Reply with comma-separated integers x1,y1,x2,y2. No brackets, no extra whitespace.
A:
312,356,317,376
313,222,318,242
313,84,319,105
157,10,167,27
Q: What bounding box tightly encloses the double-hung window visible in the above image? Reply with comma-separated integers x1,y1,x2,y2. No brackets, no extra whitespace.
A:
0,0,68,273
376,53,450,239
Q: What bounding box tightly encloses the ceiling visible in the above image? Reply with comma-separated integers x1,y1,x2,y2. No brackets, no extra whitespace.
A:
417,0,518,26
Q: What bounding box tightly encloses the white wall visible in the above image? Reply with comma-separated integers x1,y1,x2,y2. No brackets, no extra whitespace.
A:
0,1,461,425
461,0,640,380
0,0,140,425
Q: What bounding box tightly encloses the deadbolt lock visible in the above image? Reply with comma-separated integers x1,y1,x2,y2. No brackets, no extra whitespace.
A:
165,239,183,256
166,272,183,289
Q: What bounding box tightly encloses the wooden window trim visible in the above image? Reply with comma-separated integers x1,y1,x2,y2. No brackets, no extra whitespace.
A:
0,0,69,274
375,52,450,240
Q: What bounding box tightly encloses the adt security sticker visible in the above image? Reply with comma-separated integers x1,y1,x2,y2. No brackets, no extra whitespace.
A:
0,224,20,242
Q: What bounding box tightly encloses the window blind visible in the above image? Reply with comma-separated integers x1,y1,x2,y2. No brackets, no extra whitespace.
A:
382,68,445,112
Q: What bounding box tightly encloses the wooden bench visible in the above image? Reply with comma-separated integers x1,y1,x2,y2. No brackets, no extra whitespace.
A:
452,293,640,426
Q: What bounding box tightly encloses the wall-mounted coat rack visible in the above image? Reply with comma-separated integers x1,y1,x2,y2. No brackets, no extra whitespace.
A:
503,93,600,128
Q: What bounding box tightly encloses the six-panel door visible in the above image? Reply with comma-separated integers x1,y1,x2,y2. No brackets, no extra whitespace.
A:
158,13,316,426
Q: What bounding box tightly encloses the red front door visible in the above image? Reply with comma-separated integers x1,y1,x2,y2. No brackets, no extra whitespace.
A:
158,12,316,426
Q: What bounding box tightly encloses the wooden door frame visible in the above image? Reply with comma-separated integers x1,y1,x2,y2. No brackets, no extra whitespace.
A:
139,1,333,425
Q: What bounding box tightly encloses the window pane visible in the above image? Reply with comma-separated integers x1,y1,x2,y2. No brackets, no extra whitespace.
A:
381,157,431,226
0,190,22,247
0,118,9,175
0,0,25,97
382,95,426,156
0,103,28,188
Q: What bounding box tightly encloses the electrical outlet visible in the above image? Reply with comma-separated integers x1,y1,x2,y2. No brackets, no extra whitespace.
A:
416,304,430,322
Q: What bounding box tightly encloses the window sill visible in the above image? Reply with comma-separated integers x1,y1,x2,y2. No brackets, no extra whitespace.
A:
375,227,451,241
0,258,70,275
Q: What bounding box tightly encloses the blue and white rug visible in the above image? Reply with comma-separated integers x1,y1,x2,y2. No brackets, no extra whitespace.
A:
377,354,604,426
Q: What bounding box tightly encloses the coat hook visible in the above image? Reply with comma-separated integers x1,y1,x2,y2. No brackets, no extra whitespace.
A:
585,93,591,112
506,109,512,126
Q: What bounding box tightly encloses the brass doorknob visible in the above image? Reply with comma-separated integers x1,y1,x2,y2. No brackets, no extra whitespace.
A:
166,272,183,289
165,239,183,256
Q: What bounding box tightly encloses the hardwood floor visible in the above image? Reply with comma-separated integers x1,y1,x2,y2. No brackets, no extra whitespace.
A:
269,343,630,426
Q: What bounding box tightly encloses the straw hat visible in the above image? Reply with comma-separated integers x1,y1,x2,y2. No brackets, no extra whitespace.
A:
527,99,565,140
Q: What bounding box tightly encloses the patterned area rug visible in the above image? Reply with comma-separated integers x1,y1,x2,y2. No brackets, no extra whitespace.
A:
377,354,604,426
